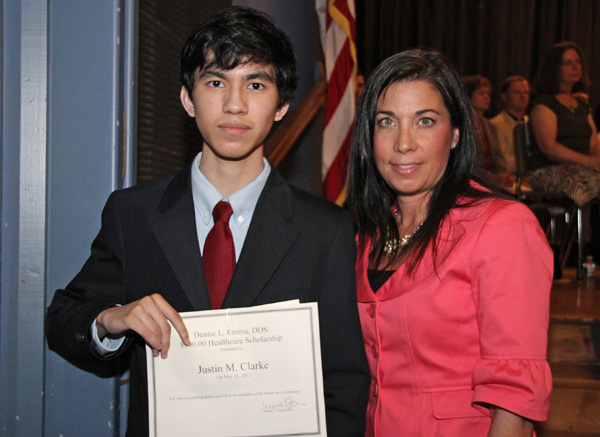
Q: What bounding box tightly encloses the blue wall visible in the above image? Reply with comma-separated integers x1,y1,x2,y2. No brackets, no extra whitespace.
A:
1,1,134,435
1,0,23,430
44,2,127,434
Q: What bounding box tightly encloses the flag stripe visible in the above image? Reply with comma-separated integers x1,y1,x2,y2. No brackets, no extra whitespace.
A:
322,81,354,173
330,0,356,41
323,22,346,82
324,39,353,126
317,0,356,205
323,126,353,202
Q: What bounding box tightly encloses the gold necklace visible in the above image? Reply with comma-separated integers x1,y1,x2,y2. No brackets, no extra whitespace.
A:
383,223,423,256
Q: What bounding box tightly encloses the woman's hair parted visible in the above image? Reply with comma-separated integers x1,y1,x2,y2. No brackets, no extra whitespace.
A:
347,48,493,271
534,41,589,96
462,75,492,98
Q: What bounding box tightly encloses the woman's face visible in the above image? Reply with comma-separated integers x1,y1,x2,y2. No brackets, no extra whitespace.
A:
469,85,491,112
559,48,582,88
373,80,459,205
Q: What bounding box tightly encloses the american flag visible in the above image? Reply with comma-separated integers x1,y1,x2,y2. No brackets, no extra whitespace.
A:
316,0,357,205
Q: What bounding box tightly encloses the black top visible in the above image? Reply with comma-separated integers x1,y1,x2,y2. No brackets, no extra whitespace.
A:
368,269,395,293
528,94,592,170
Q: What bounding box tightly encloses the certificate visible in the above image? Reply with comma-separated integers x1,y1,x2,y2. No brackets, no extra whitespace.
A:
147,301,327,436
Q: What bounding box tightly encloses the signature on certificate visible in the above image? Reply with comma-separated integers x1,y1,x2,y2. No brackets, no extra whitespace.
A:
262,396,306,412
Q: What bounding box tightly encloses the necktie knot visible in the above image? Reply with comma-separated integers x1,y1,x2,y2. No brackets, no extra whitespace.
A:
213,201,233,224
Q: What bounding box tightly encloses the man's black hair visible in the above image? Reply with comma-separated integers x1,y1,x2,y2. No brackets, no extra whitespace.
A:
180,6,297,108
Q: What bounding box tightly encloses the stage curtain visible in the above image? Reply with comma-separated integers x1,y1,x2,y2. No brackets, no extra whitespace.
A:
356,0,600,116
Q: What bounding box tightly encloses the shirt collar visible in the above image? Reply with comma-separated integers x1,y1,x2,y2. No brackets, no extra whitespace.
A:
504,110,527,122
191,152,271,228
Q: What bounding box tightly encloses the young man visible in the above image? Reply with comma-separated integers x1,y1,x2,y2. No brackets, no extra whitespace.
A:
46,7,369,436
489,76,531,174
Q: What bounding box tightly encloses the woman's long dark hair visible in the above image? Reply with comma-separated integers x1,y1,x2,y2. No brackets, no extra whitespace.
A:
533,41,589,96
347,48,494,272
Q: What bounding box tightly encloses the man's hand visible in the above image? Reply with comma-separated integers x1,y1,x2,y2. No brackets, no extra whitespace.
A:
96,294,191,358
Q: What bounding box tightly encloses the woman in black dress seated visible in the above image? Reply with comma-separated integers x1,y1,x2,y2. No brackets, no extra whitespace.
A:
528,41,600,207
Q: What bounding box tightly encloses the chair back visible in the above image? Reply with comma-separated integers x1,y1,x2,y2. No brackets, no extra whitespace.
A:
513,121,528,178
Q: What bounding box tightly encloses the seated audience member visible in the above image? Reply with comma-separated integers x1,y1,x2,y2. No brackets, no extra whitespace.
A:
528,41,600,206
528,41,600,263
463,75,514,187
490,76,531,174
348,48,553,436
355,73,365,101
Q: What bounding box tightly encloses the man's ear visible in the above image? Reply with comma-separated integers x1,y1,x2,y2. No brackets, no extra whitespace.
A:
274,102,290,122
180,86,195,117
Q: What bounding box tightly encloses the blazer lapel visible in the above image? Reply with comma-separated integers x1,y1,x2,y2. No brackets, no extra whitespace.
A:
152,166,212,310
222,170,299,308
359,197,493,301
371,217,468,299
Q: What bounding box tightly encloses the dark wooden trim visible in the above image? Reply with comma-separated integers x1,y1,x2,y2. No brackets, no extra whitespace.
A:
265,80,327,167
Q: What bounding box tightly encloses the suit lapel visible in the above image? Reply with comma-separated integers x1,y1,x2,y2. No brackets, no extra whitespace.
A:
223,170,298,308
152,166,212,310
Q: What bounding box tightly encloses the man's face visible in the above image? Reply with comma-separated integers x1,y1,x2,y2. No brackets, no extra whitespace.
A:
502,80,530,115
180,61,288,163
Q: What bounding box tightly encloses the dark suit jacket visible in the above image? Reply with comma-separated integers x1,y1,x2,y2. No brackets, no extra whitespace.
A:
46,164,369,436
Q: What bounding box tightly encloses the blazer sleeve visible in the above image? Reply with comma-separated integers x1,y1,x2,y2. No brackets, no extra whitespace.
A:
470,200,553,421
45,191,132,371
317,209,370,436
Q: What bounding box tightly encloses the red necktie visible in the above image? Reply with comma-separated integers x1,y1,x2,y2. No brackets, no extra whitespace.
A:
203,201,236,309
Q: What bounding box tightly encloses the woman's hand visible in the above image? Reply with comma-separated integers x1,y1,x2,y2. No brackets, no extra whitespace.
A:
488,406,534,437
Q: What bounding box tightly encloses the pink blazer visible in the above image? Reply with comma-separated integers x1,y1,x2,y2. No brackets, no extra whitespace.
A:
357,196,553,436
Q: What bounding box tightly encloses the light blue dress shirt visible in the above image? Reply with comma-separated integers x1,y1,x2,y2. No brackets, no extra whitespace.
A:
191,152,271,261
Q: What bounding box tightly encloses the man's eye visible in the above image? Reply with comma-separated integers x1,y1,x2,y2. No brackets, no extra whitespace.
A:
208,80,223,88
248,83,265,90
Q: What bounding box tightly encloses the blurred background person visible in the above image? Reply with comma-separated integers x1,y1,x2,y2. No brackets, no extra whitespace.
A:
528,41,600,260
348,48,552,437
490,75,531,175
355,72,366,101
463,75,514,188
528,41,600,200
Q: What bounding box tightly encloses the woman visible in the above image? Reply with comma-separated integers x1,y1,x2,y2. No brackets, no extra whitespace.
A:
528,41,600,207
348,49,552,436
463,75,514,188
